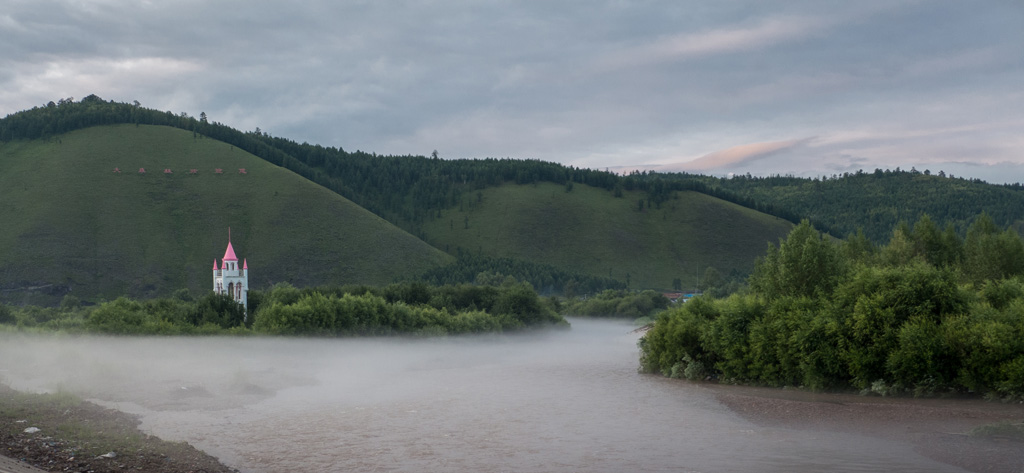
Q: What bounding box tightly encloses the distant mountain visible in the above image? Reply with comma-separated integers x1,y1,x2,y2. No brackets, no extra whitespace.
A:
0,124,451,305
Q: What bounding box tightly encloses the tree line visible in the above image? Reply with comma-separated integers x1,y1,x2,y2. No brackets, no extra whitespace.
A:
0,291,247,335
251,281,564,335
640,214,1024,399
0,282,565,336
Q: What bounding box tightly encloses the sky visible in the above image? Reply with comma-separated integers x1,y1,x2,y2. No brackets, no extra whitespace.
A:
2,0,1023,183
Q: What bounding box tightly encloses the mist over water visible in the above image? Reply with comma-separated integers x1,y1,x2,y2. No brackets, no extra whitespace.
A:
1,319,967,472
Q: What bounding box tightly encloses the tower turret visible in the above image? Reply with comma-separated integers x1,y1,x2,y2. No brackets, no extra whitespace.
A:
213,230,248,312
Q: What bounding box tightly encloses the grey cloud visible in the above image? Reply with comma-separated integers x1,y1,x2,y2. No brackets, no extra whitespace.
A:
1,1,1022,182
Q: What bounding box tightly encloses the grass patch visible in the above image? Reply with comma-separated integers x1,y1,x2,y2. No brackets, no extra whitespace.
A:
632,315,656,327
968,421,1024,441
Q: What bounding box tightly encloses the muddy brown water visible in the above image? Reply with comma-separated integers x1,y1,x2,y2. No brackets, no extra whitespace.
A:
0,319,1002,472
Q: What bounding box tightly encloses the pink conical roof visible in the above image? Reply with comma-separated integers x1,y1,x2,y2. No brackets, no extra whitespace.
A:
213,260,218,270
243,258,248,270
223,241,238,261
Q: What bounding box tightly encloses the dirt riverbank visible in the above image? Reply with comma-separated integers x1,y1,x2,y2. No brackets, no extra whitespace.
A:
1,384,235,473
709,384,1024,473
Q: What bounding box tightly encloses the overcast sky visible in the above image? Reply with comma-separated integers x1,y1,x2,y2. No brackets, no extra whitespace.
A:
2,1,1023,182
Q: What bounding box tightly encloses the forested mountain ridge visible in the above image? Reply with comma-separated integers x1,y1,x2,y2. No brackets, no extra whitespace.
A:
683,171,1024,242
0,96,619,236
4,95,1020,247
0,96,800,237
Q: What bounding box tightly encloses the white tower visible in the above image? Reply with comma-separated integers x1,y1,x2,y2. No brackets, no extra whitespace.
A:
213,231,248,310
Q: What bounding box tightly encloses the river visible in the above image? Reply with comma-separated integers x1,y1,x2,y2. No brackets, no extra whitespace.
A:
0,319,1010,472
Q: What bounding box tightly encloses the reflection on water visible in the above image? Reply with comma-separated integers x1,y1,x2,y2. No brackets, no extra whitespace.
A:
0,319,968,472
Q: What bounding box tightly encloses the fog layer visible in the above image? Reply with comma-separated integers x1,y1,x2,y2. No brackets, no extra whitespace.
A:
0,319,966,472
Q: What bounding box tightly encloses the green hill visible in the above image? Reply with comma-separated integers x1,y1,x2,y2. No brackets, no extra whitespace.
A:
0,124,452,305
421,182,793,291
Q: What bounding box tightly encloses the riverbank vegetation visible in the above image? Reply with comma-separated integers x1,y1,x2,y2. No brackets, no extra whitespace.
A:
0,282,564,336
640,215,1024,399
252,281,564,335
562,290,670,319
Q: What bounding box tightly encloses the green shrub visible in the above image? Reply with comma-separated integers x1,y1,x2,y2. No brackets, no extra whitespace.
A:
886,316,951,394
980,278,1024,310
703,294,763,381
87,298,147,334
793,309,845,390
996,356,1024,399
951,316,1021,394
750,220,846,300
747,296,816,387
59,295,81,311
0,304,13,324
494,282,559,325
639,298,716,376
834,263,966,389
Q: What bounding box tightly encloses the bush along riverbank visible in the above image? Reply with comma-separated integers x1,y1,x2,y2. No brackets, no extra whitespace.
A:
561,289,670,320
640,215,1024,400
0,282,565,336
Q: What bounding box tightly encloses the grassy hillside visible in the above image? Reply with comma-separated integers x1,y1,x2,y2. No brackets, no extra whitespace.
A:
421,182,793,291
0,124,452,305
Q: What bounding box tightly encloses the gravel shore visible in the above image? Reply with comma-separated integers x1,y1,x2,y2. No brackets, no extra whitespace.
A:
1,384,236,473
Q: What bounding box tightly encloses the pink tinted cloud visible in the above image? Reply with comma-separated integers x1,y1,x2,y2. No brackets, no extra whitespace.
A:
598,16,826,71
669,138,808,172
